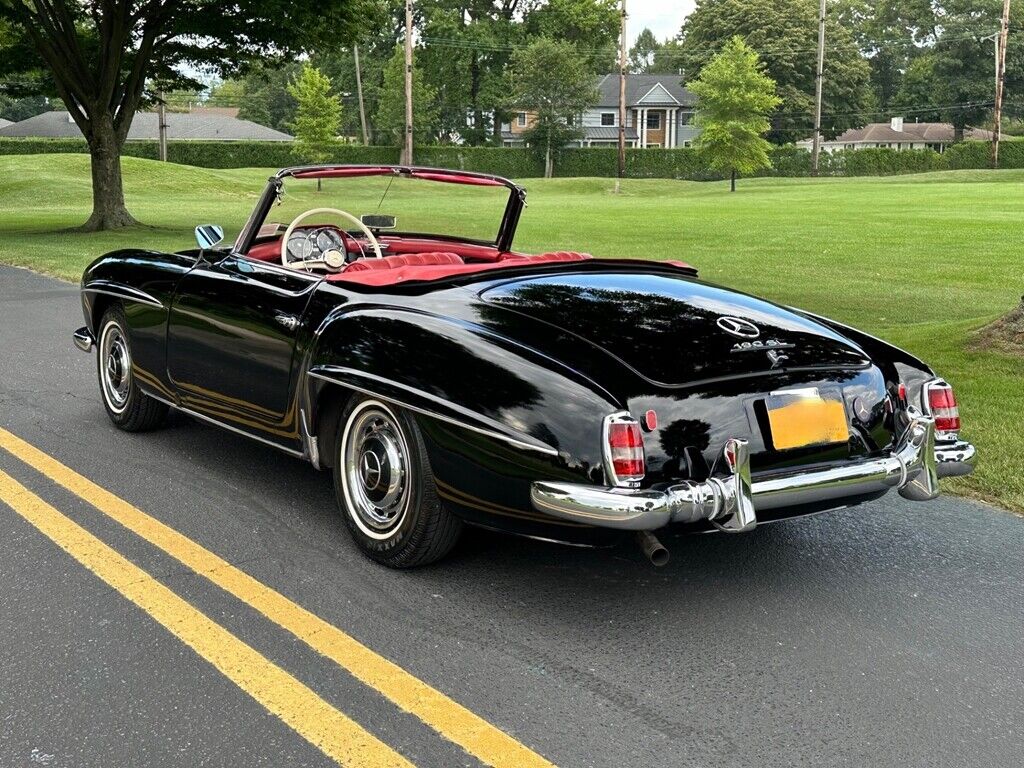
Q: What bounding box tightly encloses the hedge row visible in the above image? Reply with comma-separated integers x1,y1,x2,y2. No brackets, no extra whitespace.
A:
1,136,1015,178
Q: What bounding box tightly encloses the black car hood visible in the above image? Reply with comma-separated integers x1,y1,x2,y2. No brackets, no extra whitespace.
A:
479,272,870,387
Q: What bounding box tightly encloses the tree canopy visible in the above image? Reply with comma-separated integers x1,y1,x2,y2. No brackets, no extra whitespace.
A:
508,38,598,177
374,45,440,146
288,65,342,161
671,0,873,142
0,0,366,229
688,36,781,190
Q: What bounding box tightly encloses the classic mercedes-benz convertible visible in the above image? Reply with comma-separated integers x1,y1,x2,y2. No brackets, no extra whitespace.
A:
73,165,975,567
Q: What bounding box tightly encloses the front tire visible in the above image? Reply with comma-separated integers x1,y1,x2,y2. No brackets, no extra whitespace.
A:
333,397,461,567
96,306,168,432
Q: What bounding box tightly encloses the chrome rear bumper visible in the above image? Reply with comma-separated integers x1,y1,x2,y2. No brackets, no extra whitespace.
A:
531,416,974,532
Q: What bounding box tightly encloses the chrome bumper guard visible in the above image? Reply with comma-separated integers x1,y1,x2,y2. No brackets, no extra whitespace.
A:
73,327,96,353
531,416,975,533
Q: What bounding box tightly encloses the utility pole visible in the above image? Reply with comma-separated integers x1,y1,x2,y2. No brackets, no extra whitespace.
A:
616,0,627,191
810,0,826,175
403,0,414,166
992,0,1011,169
157,90,168,162
354,45,369,146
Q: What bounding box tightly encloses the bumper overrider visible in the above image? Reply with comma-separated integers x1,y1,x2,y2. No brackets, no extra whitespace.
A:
531,415,975,533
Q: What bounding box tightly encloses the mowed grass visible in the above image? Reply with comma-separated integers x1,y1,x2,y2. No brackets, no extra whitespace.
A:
1,154,1022,512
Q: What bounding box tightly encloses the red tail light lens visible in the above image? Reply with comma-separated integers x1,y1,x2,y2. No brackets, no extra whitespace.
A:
605,416,645,484
926,382,961,433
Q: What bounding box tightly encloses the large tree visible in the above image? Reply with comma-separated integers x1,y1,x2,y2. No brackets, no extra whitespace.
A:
688,37,780,191
672,0,872,143
508,37,598,177
374,45,440,146
0,0,364,230
287,65,342,163
629,28,660,73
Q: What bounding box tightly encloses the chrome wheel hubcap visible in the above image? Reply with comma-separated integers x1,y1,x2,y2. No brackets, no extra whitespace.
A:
100,322,131,413
342,403,411,539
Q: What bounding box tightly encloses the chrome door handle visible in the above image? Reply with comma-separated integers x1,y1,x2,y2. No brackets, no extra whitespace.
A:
274,313,299,331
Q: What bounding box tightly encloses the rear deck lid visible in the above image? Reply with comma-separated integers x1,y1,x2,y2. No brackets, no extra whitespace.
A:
479,272,870,387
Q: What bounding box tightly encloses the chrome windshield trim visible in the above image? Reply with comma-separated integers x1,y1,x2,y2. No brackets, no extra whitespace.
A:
309,368,558,456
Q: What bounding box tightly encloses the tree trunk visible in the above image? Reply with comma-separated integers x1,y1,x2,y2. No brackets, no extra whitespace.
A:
81,118,138,231
545,139,553,179
953,124,965,143
730,169,736,192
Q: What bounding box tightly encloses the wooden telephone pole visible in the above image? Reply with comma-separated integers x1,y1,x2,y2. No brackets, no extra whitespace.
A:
354,45,369,146
810,0,826,175
403,0,414,165
991,0,1011,169
616,0,627,188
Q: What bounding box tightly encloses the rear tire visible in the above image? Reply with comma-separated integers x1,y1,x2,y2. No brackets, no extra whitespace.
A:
333,397,462,567
97,306,168,432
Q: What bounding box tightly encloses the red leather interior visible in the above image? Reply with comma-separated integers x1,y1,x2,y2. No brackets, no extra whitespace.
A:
326,250,594,286
342,252,465,272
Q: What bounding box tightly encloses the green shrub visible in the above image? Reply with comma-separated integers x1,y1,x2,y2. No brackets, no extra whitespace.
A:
834,147,948,176
414,146,543,177
4,136,1016,177
945,139,1024,169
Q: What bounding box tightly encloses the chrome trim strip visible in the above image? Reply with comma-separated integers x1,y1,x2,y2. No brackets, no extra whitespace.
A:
531,416,967,531
309,369,558,456
146,391,307,460
83,285,164,309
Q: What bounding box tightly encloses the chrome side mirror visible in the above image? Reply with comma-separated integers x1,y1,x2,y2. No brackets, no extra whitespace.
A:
195,224,224,250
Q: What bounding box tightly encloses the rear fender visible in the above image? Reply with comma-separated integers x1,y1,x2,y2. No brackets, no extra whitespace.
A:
304,306,617,484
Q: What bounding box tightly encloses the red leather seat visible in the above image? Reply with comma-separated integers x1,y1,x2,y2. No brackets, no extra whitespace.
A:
343,252,464,272
526,251,592,263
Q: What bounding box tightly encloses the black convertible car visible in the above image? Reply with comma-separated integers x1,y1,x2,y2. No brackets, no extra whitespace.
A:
74,165,975,567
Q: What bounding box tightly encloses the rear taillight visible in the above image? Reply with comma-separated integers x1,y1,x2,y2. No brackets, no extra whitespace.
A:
925,380,961,433
604,413,645,485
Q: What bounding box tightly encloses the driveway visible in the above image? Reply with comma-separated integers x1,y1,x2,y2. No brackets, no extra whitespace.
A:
0,264,1021,767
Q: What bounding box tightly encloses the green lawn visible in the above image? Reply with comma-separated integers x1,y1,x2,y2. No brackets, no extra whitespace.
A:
2,154,1022,512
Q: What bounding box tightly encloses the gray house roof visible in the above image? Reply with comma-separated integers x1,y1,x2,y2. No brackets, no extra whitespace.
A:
0,110,292,141
0,118,11,129
826,121,993,144
595,74,697,109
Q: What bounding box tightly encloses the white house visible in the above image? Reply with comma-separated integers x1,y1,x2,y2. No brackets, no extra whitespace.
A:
501,73,700,149
797,117,994,153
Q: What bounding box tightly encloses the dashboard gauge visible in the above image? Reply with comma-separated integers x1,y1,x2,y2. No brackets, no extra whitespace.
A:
323,249,345,270
316,228,344,252
288,233,313,261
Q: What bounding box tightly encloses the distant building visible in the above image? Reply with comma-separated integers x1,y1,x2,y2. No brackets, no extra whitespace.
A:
797,117,994,153
0,110,292,141
0,118,11,130
501,73,700,149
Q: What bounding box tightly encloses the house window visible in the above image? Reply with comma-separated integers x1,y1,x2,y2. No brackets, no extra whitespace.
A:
601,112,615,126
517,112,527,127
646,111,661,130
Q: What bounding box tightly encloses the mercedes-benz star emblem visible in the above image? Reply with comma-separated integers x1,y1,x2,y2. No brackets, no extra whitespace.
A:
716,316,760,339
360,451,383,491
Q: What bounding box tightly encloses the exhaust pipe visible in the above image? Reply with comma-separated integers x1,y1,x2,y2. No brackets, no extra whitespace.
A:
635,530,670,567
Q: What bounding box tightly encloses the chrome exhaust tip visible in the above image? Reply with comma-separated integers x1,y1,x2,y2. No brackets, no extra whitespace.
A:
635,530,670,567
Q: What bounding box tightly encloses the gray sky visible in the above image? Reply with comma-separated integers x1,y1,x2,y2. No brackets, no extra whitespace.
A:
627,0,695,47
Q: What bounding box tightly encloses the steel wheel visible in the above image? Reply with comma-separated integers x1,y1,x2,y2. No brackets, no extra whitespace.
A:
340,400,412,540
99,319,132,414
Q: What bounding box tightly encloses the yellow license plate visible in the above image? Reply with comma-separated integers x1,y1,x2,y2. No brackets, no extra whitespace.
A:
766,389,850,451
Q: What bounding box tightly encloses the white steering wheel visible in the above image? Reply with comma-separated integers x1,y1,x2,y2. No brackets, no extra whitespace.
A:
280,207,383,271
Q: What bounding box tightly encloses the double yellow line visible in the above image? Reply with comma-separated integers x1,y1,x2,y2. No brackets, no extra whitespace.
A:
0,427,555,768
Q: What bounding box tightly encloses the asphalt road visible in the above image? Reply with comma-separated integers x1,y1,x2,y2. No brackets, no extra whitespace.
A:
0,263,1021,768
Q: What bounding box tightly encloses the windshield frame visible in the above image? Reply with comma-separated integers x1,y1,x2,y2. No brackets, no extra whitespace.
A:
232,165,526,256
